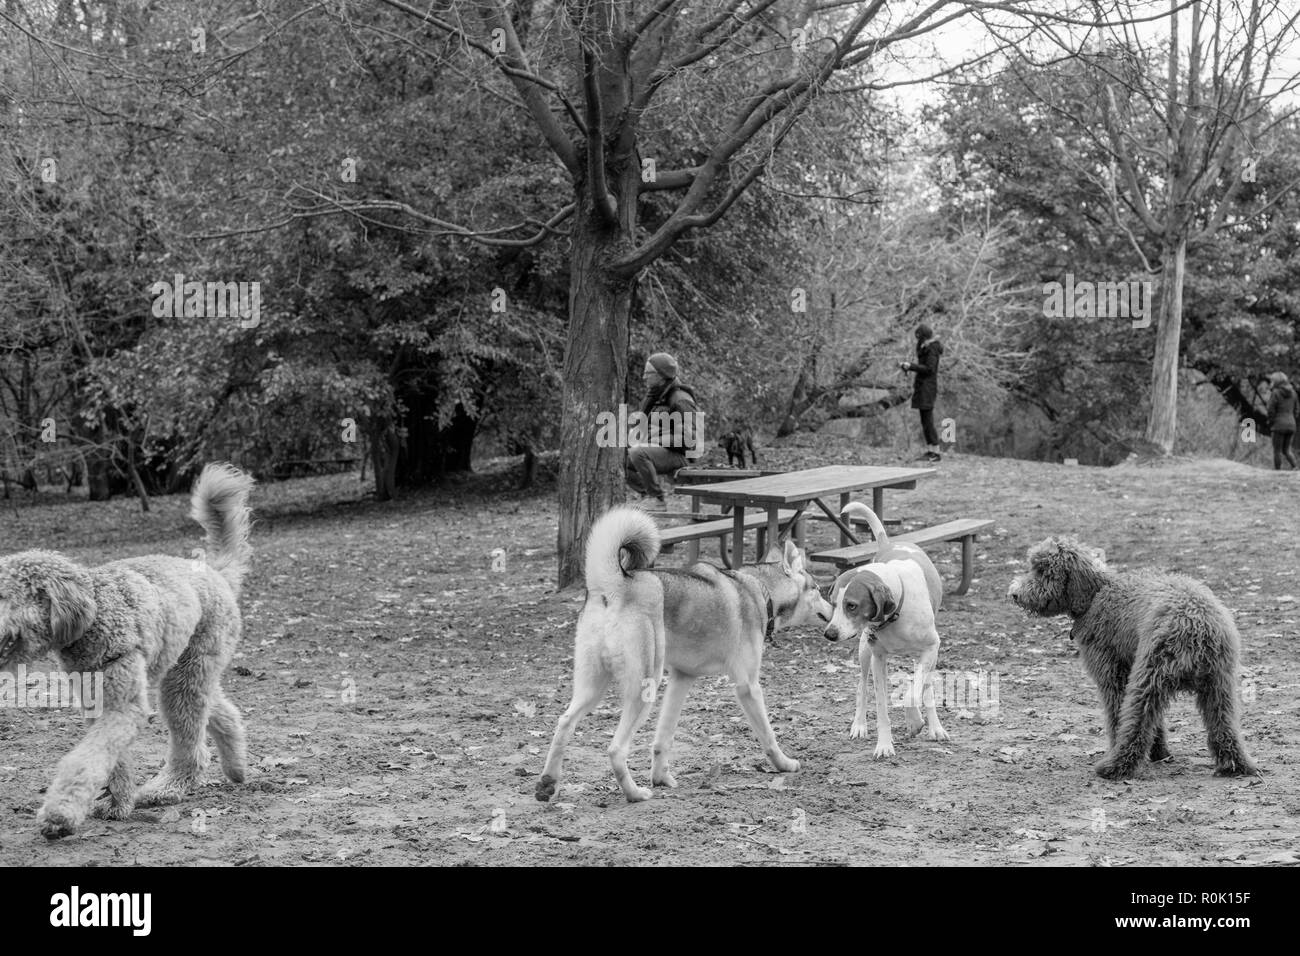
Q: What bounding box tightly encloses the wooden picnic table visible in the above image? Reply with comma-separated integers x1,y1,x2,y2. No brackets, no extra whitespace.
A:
679,464,935,567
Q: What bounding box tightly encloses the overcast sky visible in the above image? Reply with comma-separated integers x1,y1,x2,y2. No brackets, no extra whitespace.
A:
862,1,1300,114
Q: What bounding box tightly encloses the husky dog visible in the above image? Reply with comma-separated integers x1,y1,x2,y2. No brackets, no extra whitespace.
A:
536,505,831,803
823,502,947,758
0,463,253,839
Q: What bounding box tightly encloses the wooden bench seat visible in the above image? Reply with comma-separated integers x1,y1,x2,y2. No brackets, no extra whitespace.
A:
803,512,904,529
657,509,799,568
810,518,994,595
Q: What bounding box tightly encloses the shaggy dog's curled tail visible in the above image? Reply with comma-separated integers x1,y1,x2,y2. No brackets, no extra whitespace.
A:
191,463,255,596
584,505,661,596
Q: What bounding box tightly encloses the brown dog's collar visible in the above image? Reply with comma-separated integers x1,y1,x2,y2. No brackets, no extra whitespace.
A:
874,587,904,629
873,587,904,632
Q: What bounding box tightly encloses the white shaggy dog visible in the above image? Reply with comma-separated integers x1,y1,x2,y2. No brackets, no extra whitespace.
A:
0,463,254,839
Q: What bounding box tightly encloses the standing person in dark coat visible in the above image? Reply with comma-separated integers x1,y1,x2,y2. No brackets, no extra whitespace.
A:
1266,371,1298,470
900,323,944,462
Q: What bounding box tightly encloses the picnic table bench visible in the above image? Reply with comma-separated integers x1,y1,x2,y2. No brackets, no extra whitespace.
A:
657,509,801,568
809,518,994,596
644,467,790,564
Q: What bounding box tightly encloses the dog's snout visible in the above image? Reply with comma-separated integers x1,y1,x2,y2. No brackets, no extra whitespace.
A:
822,626,840,642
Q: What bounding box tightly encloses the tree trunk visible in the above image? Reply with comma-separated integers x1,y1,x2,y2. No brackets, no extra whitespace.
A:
554,2,646,588
520,447,536,489
439,405,476,474
126,440,150,512
371,422,400,501
555,213,634,589
86,446,113,501
1145,238,1186,454
777,354,816,438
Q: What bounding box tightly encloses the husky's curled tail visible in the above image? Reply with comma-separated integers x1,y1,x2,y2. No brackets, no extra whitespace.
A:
584,505,661,595
190,463,255,596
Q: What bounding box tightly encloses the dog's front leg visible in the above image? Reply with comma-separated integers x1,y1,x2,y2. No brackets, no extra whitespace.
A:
850,632,873,739
870,646,896,759
903,659,925,736
39,703,146,839
917,642,949,742
1086,654,1129,749
1096,651,1168,780
733,675,799,774
91,754,137,821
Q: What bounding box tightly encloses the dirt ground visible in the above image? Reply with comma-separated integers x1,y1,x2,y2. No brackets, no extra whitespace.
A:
1,437,1297,867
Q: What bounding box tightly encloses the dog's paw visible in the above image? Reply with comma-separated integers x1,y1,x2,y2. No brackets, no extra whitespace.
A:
772,757,800,774
652,771,678,789
534,775,558,802
1093,757,1135,780
135,775,193,807
905,716,926,736
872,739,896,760
1214,757,1260,777
91,800,134,821
37,805,81,840
849,720,871,739
921,726,950,742
625,786,653,803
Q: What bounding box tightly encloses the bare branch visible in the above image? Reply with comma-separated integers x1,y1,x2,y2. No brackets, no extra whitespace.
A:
188,191,574,247
374,0,582,174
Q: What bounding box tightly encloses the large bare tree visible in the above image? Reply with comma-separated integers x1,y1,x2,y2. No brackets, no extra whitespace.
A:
365,0,1124,586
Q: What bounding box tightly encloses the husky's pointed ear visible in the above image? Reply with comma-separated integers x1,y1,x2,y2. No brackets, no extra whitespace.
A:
782,539,804,575
41,572,95,647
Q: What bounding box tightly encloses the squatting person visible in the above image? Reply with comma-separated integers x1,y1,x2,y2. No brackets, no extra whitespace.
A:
626,351,700,507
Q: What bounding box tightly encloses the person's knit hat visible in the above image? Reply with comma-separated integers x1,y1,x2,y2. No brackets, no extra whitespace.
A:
1271,371,1290,386
915,323,934,340
647,352,678,380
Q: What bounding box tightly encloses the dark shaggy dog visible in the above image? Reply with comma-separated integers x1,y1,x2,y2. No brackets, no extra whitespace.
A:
719,425,758,468
1008,538,1257,780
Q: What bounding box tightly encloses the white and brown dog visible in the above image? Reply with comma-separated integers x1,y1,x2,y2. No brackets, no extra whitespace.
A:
823,503,947,758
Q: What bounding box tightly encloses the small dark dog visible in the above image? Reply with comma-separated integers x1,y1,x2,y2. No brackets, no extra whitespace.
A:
1008,537,1258,780
720,425,758,468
